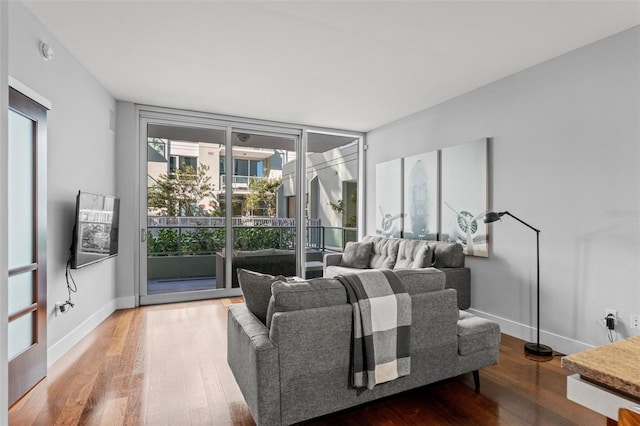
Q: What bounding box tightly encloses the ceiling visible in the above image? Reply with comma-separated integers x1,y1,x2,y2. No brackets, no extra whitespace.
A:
23,1,640,133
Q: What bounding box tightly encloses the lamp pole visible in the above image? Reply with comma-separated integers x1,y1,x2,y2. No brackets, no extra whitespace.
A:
484,211,552,358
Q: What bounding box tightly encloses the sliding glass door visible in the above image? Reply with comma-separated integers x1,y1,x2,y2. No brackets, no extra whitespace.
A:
224,130,300,287
138,108,364,305
142,122,229,304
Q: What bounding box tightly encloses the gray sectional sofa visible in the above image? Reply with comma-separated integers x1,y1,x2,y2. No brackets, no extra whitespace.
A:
227,268,500,426
324,235,471,309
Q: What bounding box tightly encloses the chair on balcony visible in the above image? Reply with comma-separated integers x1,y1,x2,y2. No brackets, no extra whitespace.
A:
216,249,297,288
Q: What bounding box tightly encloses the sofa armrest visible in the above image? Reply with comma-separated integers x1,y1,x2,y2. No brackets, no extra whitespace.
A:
441,267,471,310
227,304,281,426
323,252,343,270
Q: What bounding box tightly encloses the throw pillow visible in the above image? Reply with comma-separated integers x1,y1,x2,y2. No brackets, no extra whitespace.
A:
394,239,433,269
339,241,373,269
411,245,434,268
237,268,286,325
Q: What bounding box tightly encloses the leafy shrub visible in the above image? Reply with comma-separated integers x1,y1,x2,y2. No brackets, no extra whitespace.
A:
147,228,180,256
233,226,295,251
181,227,225,255
148,225,294,255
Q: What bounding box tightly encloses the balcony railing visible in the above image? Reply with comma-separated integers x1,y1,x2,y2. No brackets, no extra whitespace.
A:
148,216,321,227
147,221,355,257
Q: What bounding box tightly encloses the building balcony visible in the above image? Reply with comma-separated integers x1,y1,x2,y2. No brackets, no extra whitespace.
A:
219,146,275,160
145,217,356,292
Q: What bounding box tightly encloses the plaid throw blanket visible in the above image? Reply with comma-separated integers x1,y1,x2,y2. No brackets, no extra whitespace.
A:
336,269,411,390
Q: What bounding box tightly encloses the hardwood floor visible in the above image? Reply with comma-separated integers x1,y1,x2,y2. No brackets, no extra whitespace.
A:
9,299,605,425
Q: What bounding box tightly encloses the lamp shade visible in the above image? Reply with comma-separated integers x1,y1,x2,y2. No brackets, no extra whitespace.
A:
483,211,506,224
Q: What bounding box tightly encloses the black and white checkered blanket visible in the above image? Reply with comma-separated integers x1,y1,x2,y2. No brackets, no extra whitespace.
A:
336,269,411,390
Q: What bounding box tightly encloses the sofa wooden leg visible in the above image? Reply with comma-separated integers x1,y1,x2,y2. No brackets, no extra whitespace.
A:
472,370,480,393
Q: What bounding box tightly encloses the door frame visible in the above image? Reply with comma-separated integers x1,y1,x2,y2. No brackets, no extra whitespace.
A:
135,105,365,306
7,85,49,406
138,115,240,305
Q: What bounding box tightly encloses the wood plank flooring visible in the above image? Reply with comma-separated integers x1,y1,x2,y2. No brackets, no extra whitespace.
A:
9,299,606,425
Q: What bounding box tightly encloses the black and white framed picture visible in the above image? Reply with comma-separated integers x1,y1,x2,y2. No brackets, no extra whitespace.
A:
440,138,489,257
375,158,403,238
403,151,439,240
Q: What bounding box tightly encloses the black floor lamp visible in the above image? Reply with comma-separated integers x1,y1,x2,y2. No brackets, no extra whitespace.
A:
483,211,553,358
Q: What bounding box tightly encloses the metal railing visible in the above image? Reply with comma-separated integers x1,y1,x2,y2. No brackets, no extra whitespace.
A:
148,216,321,227
147,222,355,257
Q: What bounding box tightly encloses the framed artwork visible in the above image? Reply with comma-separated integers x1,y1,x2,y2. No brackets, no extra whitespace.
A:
375,158,403,238
403,151,439,240
440,138,489,257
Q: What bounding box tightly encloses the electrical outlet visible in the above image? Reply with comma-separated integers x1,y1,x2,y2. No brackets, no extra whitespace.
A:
602,308,618,330
631,314,640,330
55,302,70,316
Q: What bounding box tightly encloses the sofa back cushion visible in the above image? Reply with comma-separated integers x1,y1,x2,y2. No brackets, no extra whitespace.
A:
267,269,448,327
362,235,400,269
394,239,433,269
237,268,286,325
266,278,347,328
427,241,465,268
339,241,373,269
393,268,445,293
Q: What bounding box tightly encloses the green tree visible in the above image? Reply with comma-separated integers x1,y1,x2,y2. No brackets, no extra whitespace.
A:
246,177,282,217
148,163,216,216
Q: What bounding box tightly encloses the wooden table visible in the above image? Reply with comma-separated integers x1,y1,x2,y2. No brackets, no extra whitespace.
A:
562,336,640,423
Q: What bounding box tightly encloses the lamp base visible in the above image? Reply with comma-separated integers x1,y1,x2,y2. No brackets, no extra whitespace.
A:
524,342,553,357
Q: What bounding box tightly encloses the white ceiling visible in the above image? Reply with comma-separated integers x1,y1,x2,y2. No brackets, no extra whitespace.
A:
23,1,640,132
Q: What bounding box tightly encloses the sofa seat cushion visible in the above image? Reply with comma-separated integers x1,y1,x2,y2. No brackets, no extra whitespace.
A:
339,241,373,269
237,268,286,325
394,239,433,269
266,278,347,328
362,235,400,268
457,311,501,356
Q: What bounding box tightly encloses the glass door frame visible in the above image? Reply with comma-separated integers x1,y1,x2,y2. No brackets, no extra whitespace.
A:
139,114,236,305
225,125,303,279
137,106,365,306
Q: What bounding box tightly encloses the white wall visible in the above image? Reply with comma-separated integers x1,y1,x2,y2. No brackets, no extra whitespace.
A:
8,2,118,367
366,26,640,354
115,101,137,307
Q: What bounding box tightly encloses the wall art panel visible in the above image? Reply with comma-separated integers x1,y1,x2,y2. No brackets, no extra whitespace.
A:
375,158,403,238
440,138,489,257
403,151,439,240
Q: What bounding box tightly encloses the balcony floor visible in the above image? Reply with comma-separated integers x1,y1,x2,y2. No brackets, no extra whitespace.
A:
147,277,217,295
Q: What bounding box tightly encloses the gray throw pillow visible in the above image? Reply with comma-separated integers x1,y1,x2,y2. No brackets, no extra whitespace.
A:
237,268,286,325
411,245,433,268
339,241,373,269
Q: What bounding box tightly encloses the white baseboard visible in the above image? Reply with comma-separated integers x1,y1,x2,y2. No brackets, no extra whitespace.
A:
47,299,118,368
116,296,136,309
467,308,594,355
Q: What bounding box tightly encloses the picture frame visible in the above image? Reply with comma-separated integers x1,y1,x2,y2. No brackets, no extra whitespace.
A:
440,138,489,257
375,158,403,238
